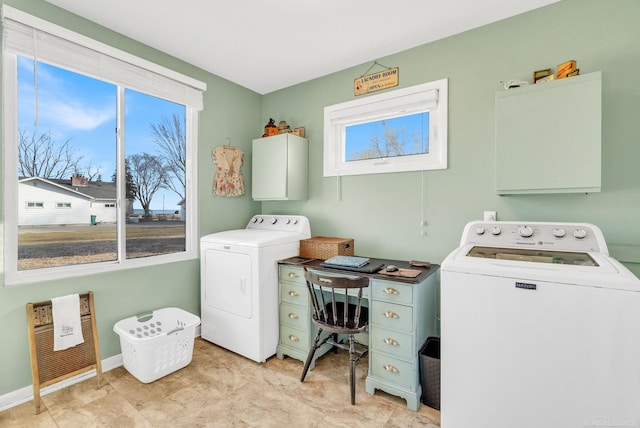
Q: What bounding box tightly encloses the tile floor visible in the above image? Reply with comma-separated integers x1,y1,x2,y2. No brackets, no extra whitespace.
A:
0,338,440,427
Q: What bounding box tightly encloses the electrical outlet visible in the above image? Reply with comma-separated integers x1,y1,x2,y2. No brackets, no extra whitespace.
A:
484,211,497,222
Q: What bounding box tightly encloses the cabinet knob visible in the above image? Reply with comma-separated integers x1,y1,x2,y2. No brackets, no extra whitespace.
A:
383,338,399,346
383,288,399,295
288,272,299,278
288,290,300,297
383,311,399,319
383,364,399,373
288,313,299,319
288,335,299,342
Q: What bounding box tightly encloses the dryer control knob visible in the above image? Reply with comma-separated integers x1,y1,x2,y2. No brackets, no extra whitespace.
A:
270,217,277,224
258,217,264,223
573,228,587,239
475,226,485,235
553,228,566,238
252,217,258,223
491,226,501,236
518,226,534,237
284,218,291,224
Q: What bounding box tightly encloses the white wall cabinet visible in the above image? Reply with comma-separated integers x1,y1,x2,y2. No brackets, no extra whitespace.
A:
495,71,601,195
252,134,308,201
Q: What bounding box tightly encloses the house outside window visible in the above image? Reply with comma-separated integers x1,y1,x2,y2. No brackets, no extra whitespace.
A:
2,6,205,285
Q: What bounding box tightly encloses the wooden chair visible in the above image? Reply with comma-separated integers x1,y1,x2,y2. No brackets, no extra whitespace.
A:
300,269,370,405
26,291,103,414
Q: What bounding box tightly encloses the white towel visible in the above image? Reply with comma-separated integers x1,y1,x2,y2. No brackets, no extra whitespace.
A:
51,294,85,351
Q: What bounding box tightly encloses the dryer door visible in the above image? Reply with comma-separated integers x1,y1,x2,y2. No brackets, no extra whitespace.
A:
202,248,252,319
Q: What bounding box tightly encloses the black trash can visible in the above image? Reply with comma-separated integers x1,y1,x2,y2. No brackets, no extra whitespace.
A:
419,336,440,410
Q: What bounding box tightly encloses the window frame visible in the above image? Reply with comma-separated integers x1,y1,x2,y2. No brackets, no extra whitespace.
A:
323,79,448,177
2,6,204,286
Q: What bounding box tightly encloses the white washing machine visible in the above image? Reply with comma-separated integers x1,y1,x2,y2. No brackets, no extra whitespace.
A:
440,221,640,428
200,215,310,363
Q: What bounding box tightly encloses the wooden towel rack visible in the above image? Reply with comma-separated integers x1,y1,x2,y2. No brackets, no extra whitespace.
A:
26,291,103,414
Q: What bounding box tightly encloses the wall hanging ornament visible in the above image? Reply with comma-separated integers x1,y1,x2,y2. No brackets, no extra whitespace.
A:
212,139,245,196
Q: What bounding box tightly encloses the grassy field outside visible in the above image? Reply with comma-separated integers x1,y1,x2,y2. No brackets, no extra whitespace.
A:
18,223,186,270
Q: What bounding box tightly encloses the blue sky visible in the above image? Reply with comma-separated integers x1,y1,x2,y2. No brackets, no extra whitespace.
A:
345,112,429,161
17,57,184,211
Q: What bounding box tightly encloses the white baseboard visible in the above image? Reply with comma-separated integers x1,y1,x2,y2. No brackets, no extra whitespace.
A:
0,327,201,413
0,353,123,412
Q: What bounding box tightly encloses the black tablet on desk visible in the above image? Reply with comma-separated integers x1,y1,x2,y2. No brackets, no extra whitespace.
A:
319,261,384,274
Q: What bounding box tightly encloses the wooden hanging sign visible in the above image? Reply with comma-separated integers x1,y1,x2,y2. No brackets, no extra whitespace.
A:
354,67,399,96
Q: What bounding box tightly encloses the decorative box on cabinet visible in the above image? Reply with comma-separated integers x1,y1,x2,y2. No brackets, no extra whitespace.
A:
495,71,601,195
252,134,308,201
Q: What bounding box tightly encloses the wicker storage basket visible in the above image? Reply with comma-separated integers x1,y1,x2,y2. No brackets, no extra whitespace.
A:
300,236,354,259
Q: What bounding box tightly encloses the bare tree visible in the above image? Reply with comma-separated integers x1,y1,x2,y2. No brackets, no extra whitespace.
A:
127,153,167,218
18,129,82,178
150,114,185,200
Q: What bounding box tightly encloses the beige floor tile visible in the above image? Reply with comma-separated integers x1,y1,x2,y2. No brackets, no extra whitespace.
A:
1,338,440,427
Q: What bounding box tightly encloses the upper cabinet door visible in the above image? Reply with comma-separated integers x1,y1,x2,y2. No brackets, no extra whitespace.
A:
252,134,308,201
495,71,601,195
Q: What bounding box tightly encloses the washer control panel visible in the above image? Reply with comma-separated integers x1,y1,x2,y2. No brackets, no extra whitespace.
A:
461,221,607,254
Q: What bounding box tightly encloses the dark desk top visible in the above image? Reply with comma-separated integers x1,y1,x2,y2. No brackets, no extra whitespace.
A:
279,256,440,284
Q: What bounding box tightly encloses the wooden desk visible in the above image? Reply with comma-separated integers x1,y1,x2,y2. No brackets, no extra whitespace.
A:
276,257,440,411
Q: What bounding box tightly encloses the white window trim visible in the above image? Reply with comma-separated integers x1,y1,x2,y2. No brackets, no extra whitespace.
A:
323,79,448,177
2,6,203,286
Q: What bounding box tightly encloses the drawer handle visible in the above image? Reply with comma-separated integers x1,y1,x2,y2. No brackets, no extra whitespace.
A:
383,311,399,319
384,338,399,346
288,290,300,297
383,287,399,295
383,364,399,373
288,334,300,342
288,313,299,319
288,272,299,278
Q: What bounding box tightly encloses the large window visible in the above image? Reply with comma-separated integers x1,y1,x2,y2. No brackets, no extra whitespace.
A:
2,6,205,285
324,79,448,176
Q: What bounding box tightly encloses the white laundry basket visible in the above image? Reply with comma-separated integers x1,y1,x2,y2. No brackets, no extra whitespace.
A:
113,307,200,383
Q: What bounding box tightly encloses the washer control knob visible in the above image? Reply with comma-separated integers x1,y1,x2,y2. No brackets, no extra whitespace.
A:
252,217,258,223
284,218,291,224
475,226,485,235
518,226,534,238
552,228,566,238
270,217,277,224
491,226,501,236
573,228,587,239
257,217,264,223
292,219,298,224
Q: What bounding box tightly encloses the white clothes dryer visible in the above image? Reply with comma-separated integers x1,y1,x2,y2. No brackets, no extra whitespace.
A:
200,215,310,363
440,221,640,428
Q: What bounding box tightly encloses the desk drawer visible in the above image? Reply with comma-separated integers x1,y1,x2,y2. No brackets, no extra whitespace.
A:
371,281,413,305
279,325,308,352
370,351,414,389
371,300,413,332
370,326,413,360
279,265,305,285
280,302,309,331
281,281,306,305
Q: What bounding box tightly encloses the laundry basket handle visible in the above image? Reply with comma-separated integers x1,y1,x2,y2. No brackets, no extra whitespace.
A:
135,311,154,322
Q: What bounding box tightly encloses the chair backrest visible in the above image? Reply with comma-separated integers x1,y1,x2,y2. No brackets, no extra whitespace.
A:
304,269,370,334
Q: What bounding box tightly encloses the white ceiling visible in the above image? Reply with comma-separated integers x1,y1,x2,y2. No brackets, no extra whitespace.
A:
45,0,560,94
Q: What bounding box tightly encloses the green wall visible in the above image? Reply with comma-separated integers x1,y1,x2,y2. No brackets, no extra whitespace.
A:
0,0,260,395
1,0,639,401
262,0,640,274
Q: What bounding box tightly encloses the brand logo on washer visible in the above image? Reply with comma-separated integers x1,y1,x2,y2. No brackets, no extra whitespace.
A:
515,282,537,290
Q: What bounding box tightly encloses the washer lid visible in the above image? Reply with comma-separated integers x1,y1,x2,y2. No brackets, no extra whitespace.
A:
200,229,309,247
441,244,640,292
